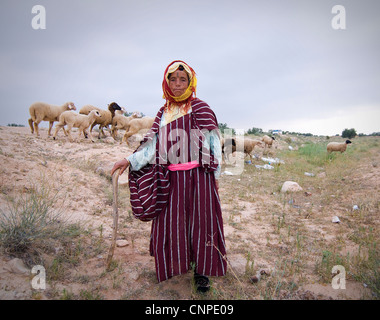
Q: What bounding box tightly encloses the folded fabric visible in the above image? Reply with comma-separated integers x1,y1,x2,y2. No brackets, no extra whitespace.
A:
167,160,201,171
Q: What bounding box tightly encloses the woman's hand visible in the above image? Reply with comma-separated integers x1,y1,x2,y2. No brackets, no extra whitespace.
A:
215,179,219,191
111,158,130,176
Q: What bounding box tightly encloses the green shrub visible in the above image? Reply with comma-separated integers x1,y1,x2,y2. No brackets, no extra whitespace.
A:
297,142,329,166
0,183,68,254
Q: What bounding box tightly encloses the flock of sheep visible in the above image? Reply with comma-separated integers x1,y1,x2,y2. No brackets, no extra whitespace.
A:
28,101,154,145
27,101,352,156
221,134,352,162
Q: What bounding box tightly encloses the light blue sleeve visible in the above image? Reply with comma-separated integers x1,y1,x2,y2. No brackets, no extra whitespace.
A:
127,134,157,171
204,129,222,179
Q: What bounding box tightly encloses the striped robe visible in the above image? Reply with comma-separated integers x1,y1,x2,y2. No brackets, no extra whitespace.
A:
129,98,227,282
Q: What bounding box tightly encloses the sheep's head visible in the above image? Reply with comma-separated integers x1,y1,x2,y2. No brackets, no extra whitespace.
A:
68,102,76,111
94,110,101,118
108,102,122,111
346,140,352,144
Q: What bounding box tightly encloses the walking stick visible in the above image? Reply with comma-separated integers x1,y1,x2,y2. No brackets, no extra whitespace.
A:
106,168,121,270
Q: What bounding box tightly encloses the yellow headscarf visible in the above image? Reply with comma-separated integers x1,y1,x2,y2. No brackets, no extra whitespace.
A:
162,60,197,105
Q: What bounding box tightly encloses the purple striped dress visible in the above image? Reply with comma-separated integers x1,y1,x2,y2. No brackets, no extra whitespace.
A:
129,98,227,282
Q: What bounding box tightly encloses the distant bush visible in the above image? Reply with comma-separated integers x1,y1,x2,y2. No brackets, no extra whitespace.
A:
342,128,357,139
219,122,236,135
7,123,25,127
246,127,263,135
282,131,314,137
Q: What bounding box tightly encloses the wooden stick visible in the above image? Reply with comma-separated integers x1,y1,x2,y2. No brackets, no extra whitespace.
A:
106,168,121,270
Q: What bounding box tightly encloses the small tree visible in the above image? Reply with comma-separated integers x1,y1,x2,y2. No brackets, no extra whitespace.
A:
218,123,235,135
342,128,357,139
246,127,263,135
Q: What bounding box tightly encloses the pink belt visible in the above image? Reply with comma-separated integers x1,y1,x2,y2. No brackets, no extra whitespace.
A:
167,160,201,171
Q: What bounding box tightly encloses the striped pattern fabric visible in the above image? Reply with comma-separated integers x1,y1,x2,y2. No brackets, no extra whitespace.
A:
128,106,168,221
129,98,227,282
128,164,170,222
150,166,227,282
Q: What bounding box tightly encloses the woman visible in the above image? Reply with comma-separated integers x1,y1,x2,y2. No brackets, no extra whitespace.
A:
111,60,227,292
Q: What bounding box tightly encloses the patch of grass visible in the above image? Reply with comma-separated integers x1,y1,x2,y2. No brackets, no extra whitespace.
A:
60,288,75,300
315,250,350,283
79,288,104,300
296,142,330,166
0,178,94,273
0,182,68,255
349,226,380,297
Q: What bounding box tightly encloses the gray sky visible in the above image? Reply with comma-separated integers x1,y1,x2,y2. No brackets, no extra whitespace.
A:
1,0,379,136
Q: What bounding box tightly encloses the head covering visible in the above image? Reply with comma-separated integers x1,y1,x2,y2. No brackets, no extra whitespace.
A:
162,60,197,109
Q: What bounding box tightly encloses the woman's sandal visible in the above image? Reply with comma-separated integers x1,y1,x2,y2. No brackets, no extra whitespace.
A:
194,273,210,293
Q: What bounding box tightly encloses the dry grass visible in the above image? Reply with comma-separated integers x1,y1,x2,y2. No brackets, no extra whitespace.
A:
216,135,379,299
0,126,378,300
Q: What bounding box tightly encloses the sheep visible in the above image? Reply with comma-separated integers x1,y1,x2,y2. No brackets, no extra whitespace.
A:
243,138,263,160
221,137,262,162
221,137,236,163
28,101,76,137
327,140,352,153
262,135,275,148
115,107,126,116
122,116,155,146
53,109,102,142
79,102,122,138
261,135,275,154
110,112,139,139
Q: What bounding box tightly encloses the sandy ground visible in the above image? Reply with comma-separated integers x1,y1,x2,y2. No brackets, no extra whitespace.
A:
0,125,378,300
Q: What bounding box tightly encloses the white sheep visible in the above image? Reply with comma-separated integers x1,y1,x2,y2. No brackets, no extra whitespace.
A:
243,138,263,160
53,109,102,142
79,102,122,138
115,107,126,116
122,116,154,146
262,135,275,147
261,135,275,154
327,140,352,153
111,113,139,139
221,137,262,162
28,101,76,137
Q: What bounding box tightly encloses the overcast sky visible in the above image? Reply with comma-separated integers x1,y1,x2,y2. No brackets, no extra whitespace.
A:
1,0,379,136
